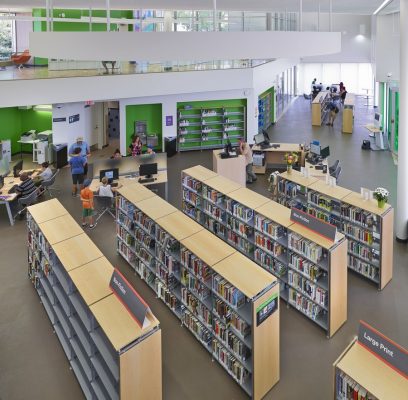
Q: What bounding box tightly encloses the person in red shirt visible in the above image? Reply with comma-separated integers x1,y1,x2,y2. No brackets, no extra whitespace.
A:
80,179,96,229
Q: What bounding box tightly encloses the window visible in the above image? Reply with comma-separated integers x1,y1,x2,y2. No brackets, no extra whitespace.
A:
0,13,15,60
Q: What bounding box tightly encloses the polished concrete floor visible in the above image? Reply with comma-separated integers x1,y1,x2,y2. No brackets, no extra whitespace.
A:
0,96,407,400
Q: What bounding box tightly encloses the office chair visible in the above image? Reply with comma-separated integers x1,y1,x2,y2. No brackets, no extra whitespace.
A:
13,189,38,220
39,169,61,197
94,195,116,224
331,166,342,182
329,160,340,175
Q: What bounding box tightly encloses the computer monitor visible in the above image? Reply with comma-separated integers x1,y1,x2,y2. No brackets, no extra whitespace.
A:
374,113,382,128
254,133,265,145
224,140,233,155
139,162,157,178
320,146,330,159
310,142,321,156
13,159,23,178
99,168,119,183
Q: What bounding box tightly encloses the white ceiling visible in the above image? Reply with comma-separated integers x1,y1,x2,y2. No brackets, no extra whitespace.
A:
0,0,400,14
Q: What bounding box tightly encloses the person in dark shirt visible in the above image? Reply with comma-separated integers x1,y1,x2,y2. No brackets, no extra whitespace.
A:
69,147,87,197
16,172,37,198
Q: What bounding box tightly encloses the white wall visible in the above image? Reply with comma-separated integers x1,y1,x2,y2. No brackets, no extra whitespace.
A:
15,13,32,53
302,13,372,63
52,102,94,152
375,13,400,82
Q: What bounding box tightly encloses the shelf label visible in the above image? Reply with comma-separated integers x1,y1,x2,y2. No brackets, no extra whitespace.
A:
358,321,408,378
290,208,337,242
256,293,278,326
110,268,151,329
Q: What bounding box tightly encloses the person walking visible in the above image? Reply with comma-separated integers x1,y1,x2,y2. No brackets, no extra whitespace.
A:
326,100,340,127
69,147,86,197
239,138,257,184
69,136,90,175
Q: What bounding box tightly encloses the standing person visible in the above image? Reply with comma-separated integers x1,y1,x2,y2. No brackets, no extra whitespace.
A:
326,100,340,127
80,179,96,229
239,138,257,184
69,147,86,197
339,82,345,92
128,135,142,156
340,86,347,104
69,136,90,175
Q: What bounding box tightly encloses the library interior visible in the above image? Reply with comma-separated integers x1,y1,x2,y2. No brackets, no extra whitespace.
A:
1,1,408,399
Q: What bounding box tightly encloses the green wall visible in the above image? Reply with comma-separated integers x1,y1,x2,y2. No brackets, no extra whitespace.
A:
0,107,52,154
32,8,133,65
125,104,163,152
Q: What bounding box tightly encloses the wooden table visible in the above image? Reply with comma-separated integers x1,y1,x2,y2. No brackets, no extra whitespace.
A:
212,149,246,186
252,143,305,174
305,159,329,181
0,176,19,226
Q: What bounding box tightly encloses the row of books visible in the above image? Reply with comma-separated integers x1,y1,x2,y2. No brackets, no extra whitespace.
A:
278,180,305,198
182,176,202,193
214,327,251,362
288,233,324,263
203,185,225,205
227,216,253,239
117,210,134,231
117,226,135,247
255,233,284,257
254,215,284,240
288,253,323,283
117,239,137,268
227,231,253,254
342,223,375,246
336,371,376,400
135,211,155,236
340,206,378,229
254,248,287,277
182,201,201,221
204,201,224,222
288,270,327,307
156,228,179,253
135,227,155,251
213,274,246,309
181,271,211,302
135,244,154,265
348,242,379,265
181,288,212,327
182,309,212,347
157,282,181,315
118,197,136,216
183,188,201,207
348,255,378,280
226,199,253,223
157,249,178,274
308,191,341,213
204,216,226,237
182,254,212,283
288,288,324,322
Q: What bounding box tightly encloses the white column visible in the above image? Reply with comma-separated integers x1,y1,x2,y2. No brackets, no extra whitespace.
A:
396,0,408,241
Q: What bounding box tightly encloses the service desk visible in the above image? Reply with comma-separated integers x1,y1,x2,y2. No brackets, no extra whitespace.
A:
252,143,305,174
212,149,246,186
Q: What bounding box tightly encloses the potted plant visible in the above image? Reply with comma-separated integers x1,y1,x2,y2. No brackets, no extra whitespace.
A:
373,187,389,208
284,152,299,173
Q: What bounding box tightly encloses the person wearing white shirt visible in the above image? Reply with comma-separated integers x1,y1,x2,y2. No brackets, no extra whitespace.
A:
38,162,53,181
98,177,114,197
239,139,257,184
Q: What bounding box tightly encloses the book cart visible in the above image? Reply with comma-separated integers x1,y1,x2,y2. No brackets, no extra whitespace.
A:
27,199,162,400
276,170,394,290
115,183,280,400
181,166,347,338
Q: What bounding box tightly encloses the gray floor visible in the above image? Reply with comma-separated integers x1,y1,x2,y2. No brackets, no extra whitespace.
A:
0,96,407,400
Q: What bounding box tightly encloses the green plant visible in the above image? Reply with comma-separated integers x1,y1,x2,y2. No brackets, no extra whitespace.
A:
373,187,389,202
284,152,299,166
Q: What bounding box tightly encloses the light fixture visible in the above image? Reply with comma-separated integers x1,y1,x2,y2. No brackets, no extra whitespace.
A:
33,104,52,112
373,0,393,15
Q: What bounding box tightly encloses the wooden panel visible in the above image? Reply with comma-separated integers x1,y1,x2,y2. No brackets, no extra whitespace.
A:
90,294,160,351
227,187,270,210
120,329,162,400
289,223,345,250
116,182,157,204
182,165,218,182
181,230,235,266
212,150,246,187
312,103,323,126
252,285,280,400
53,233,104,272
279,170,319,187
342,94,355,134
204,175,241,194
136,196,178,220
380,209,394,290
155,211,203,241
27,198,67,224
342,192,391,216
336,341,408,399
309,180,352,201
255,201,293,228
329,239,347,337
39,214,83,245
312,91,329,104
252,143,302,153
212,252,276,299
68,257,114,305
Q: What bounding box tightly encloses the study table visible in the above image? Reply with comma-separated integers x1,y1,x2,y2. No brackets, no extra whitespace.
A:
365,125,386,150
0,176,19,226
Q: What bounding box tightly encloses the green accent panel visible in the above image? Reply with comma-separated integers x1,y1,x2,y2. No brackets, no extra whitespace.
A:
388,87,392,140
125,104,163,152
395,92,399,152
258,86,275,132
0,107,52,154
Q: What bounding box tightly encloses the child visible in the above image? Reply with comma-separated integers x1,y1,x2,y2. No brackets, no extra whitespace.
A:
80,179,96,229
98,176,114,198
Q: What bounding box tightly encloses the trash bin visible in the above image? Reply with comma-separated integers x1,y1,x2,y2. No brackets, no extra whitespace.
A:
53,143,68,168
165,136,177,157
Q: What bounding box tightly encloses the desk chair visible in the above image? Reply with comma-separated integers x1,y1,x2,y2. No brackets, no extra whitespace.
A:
13,189,38,220
329,160,339,175
39,169,61,197
94,195,115,224
330,166,342,182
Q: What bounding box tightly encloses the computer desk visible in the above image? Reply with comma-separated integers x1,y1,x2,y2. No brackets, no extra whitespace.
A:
305,159,329,181
252,143,305,174
0,176,19,226
365,125,385,150
90,170,168,200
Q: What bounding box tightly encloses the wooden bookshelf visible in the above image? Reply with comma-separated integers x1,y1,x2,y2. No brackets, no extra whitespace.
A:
312,91,330,126
182,165,348,337
115,182,280,399
333,338,408,399
26,199,162,400
276,170,394,290
342,93,355,134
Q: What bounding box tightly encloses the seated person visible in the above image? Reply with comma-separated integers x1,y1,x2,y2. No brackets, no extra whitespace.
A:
97,176,121,197
15,172,37,198
32,162,53,187
110,148,122,159
145,145,155,155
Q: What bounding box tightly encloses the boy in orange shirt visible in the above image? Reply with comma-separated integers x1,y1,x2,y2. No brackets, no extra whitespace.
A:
80,179,96,229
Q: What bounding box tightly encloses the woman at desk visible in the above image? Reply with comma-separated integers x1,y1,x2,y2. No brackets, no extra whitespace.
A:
129,135,142,156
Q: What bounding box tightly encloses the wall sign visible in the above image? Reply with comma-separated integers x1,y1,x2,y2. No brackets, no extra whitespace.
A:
166,115,173,126
69,114,80,124
256,293,278,326
358,320,408,378
53,117,66,123
290,208,337,242
109,268,151,329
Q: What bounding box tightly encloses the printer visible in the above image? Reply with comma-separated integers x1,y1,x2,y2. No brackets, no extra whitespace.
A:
20,130,37,142
37,130,53,143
